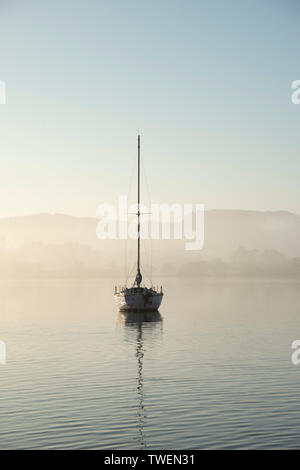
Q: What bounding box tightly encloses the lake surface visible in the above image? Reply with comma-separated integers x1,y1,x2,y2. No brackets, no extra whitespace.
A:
0,277,300,449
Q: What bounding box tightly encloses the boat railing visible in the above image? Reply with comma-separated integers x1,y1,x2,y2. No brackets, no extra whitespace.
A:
115,284,163,295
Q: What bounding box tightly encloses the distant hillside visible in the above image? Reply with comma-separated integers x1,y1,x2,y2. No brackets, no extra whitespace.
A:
0,210,299,278
203,210,300,259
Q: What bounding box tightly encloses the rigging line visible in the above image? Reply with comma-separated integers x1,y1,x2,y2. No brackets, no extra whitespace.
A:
125,237,126,280
141,151,152,205
125,260,136,286
140,147,153,284
141,239,154,286
140,267,151,286
127,144,137,203
124,147,137,280
140,260,149,284
141,239,151,284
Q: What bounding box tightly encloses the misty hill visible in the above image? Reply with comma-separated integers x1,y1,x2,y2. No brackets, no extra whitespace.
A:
203,210,300,259
0,210,299,278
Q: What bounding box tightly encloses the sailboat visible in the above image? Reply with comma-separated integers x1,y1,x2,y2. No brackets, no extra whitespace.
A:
114,135,164,312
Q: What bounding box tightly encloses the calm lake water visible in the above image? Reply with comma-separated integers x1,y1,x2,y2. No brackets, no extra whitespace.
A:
0,277,300,449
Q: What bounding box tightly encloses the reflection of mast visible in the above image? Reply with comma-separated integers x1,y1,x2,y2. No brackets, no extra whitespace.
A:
118,311,163,450
136,322,146,449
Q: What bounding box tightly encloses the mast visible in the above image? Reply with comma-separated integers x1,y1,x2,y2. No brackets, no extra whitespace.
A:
135,135,142,287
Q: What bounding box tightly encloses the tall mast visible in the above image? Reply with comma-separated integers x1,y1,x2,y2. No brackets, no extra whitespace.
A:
135,135,142,287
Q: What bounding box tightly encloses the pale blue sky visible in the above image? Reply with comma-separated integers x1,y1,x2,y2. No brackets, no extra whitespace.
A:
0,0,299,216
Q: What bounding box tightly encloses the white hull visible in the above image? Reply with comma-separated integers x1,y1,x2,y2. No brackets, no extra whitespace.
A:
115,289,163,312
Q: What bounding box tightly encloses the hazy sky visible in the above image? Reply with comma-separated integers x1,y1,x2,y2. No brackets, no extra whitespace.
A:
0,0,299,217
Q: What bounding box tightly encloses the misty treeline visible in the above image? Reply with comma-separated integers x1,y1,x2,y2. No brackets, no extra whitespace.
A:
178,246,300,277
0,211,299,278
0,244,299,279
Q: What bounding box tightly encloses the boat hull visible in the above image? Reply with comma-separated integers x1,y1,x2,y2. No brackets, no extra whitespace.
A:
114,291,163,312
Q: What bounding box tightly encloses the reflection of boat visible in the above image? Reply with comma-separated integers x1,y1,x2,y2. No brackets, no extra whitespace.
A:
114,136,164,312
118,311,163,450
120,310,163,324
